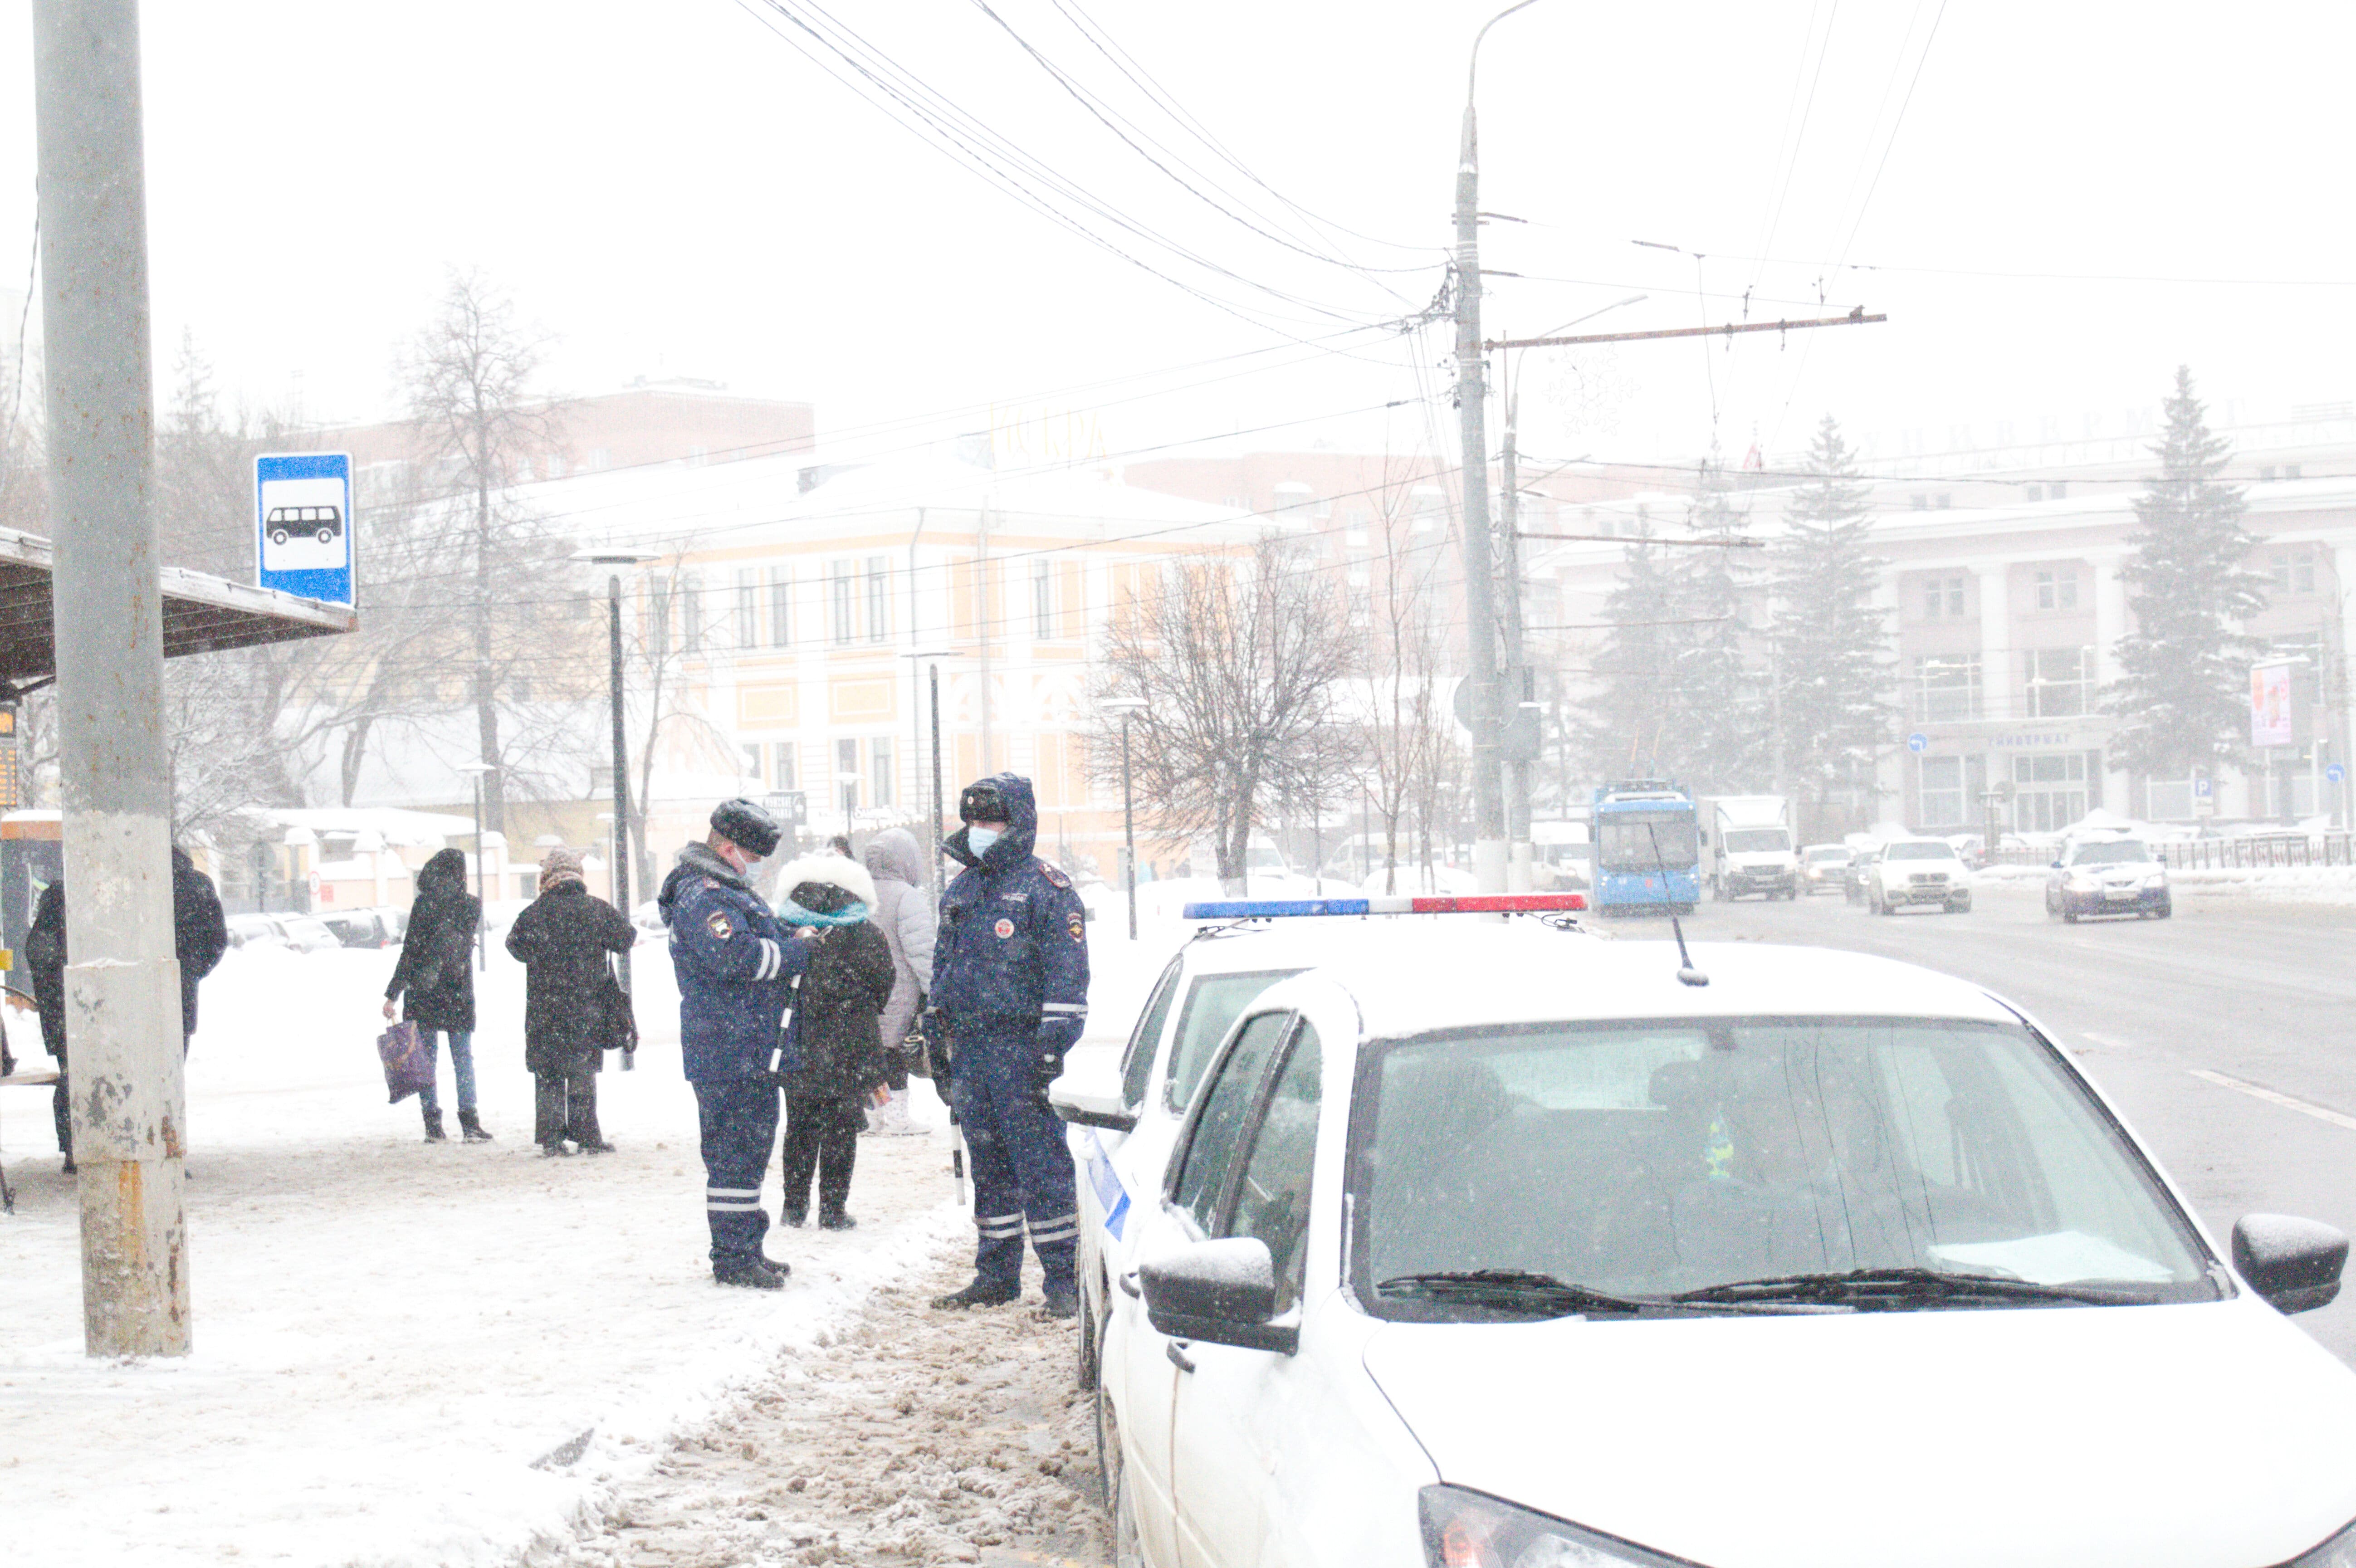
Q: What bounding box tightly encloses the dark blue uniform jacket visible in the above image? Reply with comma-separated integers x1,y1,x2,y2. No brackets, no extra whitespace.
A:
658,842,809,1083
933,773,1090,1053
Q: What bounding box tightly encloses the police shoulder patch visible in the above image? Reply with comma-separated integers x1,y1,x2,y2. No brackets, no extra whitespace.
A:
706,909,734,941
1067,913,1085,943
1038,862,1071,889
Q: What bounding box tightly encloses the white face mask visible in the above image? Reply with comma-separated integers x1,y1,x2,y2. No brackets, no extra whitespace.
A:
966,826,1002,856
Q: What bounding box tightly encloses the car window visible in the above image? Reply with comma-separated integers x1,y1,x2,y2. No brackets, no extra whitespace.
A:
1164,969,1302,1110
1121,960,1183,1111
1217,1022,1322,1312
1170,1010,1293,1235
1351,1016,2217,1318
2070,840,2151,865
1721,829,1787,852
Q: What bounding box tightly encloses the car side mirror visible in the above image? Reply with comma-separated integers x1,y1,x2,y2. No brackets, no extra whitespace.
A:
1048,1076,1137,1134
2233,1213,2349,1314
1141,1237,1299,1354
2051,860,2064,870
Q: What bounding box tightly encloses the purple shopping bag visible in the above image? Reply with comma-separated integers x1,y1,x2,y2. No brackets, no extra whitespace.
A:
376,1020,434,1104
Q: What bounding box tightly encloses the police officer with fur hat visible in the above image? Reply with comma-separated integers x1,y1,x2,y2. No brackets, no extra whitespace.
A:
927,772,1090,1316
659,797,808,1288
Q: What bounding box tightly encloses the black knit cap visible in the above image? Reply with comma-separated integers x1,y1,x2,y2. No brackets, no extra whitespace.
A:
710,797,782,858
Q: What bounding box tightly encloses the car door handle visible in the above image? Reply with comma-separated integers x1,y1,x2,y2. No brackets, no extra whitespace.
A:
1117,1270,1141,1298
1167,1340,1196,1373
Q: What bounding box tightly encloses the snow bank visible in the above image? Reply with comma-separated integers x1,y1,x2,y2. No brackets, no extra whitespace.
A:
0,934,980,1568
1971,860,2356,905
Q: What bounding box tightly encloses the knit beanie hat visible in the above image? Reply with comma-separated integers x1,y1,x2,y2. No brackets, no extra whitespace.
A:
539,848,587,892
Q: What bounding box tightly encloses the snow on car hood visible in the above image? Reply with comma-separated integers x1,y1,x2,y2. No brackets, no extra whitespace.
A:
1364,1298,2356,1568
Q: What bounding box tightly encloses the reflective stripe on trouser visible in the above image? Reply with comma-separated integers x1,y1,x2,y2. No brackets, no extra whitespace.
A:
948,1026,1080,1291
693,1076,781,1264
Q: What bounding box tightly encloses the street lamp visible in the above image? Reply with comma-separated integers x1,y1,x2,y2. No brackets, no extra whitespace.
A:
574,548,655,1008
900,648,965,903
455,761,495,971
1100,695,1149,941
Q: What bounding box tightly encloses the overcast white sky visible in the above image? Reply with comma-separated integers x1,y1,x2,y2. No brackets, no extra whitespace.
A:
2,1,2352,473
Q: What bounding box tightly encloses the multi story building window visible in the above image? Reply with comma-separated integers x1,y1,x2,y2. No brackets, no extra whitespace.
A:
1921,575,1968,618
831,561,854,645
742,743,763,783
1912,653,1981,722
865,556,889,642
768,568,792,647
837,738,860,816
771,742,796,790
734,569,757,648
2034,569,2078,611
1032,559,1054,640
870,736,894,808
680,573,704,654
2012,753,2087,834
2024,647,2092,718
1919,756,1967,827
647,581,671,658
2271,551,2317,595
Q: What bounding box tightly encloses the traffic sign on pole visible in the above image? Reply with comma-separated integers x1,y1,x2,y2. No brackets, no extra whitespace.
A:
255,452,354,606
2328,763,2346,785
1906,733,1928,754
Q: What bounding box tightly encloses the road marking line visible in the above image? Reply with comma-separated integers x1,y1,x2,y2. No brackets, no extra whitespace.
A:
2188,1069,2356,1134
2079,1031,2138,1053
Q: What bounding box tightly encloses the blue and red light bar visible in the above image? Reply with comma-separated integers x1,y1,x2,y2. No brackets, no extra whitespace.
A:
1181,892,1586,919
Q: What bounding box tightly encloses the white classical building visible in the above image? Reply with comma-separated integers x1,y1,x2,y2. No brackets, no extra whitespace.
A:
1534,423,2356,834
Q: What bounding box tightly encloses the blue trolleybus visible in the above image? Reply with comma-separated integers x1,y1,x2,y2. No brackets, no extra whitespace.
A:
1590,780,1700,915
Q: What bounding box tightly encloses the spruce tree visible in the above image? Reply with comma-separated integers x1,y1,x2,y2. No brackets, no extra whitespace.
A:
1667,473,1767,792
1577,533,1681,780
2104,366,2269,781
1768,416,1892,839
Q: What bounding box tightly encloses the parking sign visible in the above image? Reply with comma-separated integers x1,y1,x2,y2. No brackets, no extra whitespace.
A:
255,452,354,606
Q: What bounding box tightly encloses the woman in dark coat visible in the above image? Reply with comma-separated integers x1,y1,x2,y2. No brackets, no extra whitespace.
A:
772,853,896,1229
382,846,485,1144
503,848,636,1156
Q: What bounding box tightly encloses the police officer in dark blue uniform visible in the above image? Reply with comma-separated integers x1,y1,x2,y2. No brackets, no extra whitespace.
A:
658,798,809,1289
927,772,1090,1316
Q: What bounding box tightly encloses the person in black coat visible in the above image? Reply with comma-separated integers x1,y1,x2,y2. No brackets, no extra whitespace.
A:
503,847,635,1156
771,853,896,1229
25,847,230,1172
381,846,485,1144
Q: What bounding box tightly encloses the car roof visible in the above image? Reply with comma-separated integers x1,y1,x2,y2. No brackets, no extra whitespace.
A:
1159,914,1594,979
1289,938,2019,1039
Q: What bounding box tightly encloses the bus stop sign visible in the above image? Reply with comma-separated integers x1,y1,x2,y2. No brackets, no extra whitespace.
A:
255,452,354,606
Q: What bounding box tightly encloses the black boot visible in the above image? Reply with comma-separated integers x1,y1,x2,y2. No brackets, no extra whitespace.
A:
931,1277,1019,1310
423,1107,446,1143
457,1110,494,1143
1043,1284,1079,1320
819,1210,857,1231
715,1255,787,1290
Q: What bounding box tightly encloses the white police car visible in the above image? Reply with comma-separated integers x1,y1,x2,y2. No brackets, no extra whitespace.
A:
1093,928,2356,1568
1050,892,1593,1396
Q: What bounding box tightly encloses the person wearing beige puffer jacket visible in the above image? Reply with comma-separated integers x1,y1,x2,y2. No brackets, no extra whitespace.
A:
859,827,935,1136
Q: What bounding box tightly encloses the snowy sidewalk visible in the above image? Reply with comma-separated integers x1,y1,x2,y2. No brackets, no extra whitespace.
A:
0,941,973,1568
0,918,1178,1568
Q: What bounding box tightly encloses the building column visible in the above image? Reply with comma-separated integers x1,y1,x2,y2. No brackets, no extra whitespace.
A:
2093,557,2127,813
2336,547,2356,827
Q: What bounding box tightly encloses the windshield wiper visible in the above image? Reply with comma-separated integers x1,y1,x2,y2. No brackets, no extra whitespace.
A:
1376,1269,1711,1318
1672,1266,2149,1309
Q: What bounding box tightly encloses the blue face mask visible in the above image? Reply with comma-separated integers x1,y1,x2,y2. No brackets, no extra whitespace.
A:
966,826,1002,856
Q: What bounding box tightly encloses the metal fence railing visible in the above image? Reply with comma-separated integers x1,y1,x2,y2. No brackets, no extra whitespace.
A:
1988,836,2356,870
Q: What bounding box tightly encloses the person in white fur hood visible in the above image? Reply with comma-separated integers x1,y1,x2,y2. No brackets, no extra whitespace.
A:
770,853,896,1229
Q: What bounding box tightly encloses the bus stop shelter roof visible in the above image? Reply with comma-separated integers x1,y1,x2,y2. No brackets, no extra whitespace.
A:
0,524,355,685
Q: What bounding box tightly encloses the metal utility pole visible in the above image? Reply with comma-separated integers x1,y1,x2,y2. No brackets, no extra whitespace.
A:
606,575,635,1068
36,0,189,1356
1454,3,1538,897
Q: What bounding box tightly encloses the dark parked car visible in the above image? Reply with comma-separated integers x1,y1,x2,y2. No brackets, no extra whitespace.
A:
1843,843,1883,904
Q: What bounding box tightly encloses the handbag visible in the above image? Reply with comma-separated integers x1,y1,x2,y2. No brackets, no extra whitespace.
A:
376,1020,435,1104
598,954,639,1053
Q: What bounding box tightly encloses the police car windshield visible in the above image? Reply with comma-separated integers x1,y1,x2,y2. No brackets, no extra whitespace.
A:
1165,970,1304,1109
1350,1017,2216,1319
